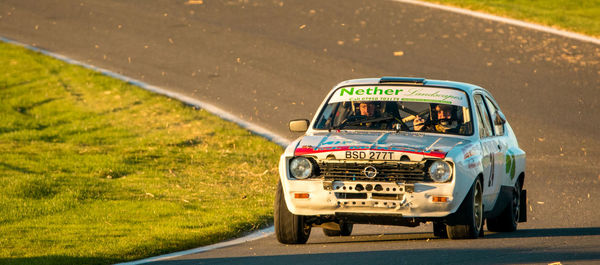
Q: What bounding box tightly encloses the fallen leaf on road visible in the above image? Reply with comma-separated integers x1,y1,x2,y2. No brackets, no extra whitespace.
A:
299,24,306,29
185,0,203,4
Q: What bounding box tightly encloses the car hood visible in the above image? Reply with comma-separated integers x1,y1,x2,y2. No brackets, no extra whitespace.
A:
294,132,468,161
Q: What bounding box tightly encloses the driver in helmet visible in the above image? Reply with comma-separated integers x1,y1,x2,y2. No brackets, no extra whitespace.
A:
413,104,459,133
354,101,406,130
358,101,376,117
353,101,378,128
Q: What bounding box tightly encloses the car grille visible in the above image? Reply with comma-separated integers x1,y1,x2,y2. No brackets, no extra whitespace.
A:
317,161,430,182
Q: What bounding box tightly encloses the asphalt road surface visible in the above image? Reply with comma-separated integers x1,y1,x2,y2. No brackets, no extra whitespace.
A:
1,0,599,264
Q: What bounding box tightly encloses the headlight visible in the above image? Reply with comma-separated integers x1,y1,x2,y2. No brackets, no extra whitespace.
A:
428,160,452,183
289,157,314,179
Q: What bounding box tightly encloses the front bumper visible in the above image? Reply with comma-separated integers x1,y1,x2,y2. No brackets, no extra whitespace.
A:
283,178,462,218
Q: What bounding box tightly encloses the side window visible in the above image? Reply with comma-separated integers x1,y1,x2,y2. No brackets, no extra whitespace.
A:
484,96,504,136
474,94,493,138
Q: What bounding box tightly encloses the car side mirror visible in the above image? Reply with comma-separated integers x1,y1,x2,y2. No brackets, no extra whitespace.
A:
494,111,506,126
289,119,309,132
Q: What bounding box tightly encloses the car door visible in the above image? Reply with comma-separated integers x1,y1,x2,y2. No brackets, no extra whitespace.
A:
473,93,503,206
482,95,511,185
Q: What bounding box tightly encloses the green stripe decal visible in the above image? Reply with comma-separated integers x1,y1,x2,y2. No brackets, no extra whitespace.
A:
401,98,452,104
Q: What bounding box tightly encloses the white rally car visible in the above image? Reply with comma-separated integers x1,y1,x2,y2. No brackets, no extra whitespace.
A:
275,77,526,243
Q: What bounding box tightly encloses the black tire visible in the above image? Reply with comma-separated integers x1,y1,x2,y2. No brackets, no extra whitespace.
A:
433,222,447,238
323,222,353,237
487,181,521,232
274,181,311,244
447,178,484,239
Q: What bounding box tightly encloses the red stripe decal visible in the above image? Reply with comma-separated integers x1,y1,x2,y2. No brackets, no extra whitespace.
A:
294,146,446,158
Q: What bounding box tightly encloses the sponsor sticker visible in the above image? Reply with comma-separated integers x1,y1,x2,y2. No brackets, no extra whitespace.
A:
506,150,516,180
329,86,468,106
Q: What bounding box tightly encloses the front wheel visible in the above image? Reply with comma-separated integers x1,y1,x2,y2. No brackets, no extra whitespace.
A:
274,181,311,244
447,178,484,239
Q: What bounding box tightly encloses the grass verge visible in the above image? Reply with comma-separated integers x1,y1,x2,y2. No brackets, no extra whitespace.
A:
424,0,600,37
0,42,282,265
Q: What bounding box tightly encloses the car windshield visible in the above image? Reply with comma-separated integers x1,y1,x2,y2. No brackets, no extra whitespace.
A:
313,86,473,135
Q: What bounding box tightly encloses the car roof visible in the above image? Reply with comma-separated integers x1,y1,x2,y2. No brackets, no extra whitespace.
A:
333,77,486,95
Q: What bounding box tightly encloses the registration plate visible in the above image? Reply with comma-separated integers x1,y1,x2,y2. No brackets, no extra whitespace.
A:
345,151,394,160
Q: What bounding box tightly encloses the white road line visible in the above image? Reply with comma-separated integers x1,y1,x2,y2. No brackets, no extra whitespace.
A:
392,0,600,45
114,226,275,265
0,36,291,148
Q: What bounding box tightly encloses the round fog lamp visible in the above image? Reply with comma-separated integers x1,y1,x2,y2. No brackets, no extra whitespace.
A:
290,157,313,179
429,160,452,182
